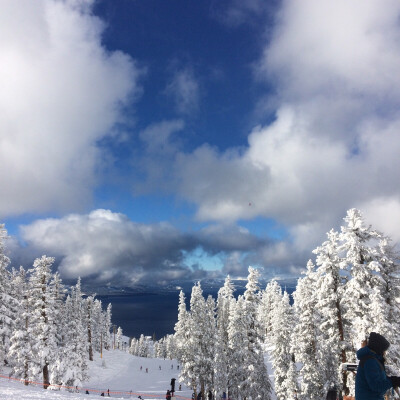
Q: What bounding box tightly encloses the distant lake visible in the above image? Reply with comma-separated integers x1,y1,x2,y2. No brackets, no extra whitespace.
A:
96,283,295,340
96,291,182,340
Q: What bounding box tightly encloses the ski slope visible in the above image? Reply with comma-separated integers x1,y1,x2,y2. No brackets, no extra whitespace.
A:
0,347,277,400
0,349,189,400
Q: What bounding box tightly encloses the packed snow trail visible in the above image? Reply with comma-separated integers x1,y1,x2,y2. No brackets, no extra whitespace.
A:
0,348,277,399
0,349,194,400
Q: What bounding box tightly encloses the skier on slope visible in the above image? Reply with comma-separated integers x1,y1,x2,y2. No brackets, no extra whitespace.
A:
355,332,400,400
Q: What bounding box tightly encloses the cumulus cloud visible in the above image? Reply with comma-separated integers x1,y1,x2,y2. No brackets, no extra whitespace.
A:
135,0,400,269
165,67,200,115
0,0,141,218
359,197,400,245
12,209,277,286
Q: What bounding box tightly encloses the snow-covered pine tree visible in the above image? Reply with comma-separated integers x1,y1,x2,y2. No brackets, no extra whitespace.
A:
8,267,31,384
180,282,213,398
91,299,103,352
129,337,138,356
368,237,400,375
174,290,189,363
137,334,146,357
214,276,235,398
69,278,89,379
259,279,282,341
48,272,67,388
116,327,123,350
0,224,12,367
292,260,323,399
27,255,59,389
270,290,297,400
371,237,400,375
61,293,89,388
104,303,112,350
339,209,383,345
205,295,216,396
313,229,347,394
162,334,174,359
227,295,247,400
84,296,95,361
241,267,272,400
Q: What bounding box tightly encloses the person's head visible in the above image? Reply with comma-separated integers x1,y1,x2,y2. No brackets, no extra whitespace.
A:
368,332,390,355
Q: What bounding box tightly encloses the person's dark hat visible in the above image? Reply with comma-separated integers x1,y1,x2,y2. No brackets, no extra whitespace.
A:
368,332,390,355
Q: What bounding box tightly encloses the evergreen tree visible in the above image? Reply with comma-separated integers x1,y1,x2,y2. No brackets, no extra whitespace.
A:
8,267,30,384
84,296,95,361
0,224,12,366
61,293,89,387
313,229,347,393
48,272,67,387
27,256,59,389
339,209,382,345
242,267,272,400
270,290,297,400
227,295,247,400
214,276,235,398
259,279,282,341
368,237,400,375
180,282,213,398
116,327,123,350
104,303,112,350
292,260,323,399
174,290,189,362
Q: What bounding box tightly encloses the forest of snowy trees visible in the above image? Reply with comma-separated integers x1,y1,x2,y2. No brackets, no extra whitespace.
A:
1,208,399,399
0,224,113,390
172,209,400,400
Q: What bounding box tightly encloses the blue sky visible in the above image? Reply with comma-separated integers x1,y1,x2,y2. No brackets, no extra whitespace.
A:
1,0,400,288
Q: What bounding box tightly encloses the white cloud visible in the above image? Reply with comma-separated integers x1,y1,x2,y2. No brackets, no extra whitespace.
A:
165,68,200,115
0,0,141,218
137,0,400,264
359,197,400,244
15,209,275,285
19,209,193,284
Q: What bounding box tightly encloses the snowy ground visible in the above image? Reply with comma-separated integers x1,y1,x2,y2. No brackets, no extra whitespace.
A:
0,348,277,400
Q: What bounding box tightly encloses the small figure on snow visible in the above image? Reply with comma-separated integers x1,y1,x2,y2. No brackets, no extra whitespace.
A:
171,378,176,393
166,389,172,400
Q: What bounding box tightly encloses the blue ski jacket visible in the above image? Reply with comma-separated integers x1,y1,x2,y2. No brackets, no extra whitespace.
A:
355,346,393,400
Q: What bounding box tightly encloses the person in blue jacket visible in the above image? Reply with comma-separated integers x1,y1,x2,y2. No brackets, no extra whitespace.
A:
355,332,400,400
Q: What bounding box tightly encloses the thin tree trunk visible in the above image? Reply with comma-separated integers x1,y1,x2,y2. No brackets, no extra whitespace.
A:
87,300,93,361
336,298,349,395
43,364,50,389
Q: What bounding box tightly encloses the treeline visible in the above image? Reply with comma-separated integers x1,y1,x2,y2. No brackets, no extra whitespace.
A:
173,209,400,400
129,333,176,359
0,225,113,390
